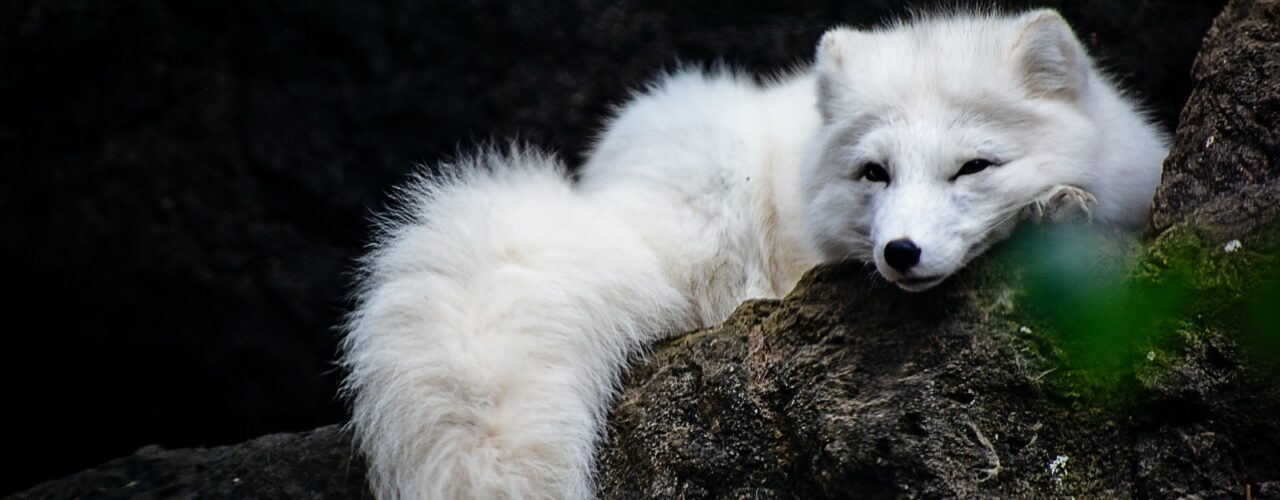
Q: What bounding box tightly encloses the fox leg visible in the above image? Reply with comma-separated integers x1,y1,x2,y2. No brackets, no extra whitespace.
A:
1025,185,1098,224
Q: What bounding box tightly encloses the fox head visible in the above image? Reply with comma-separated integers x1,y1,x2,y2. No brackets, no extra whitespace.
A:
801,10,1104,292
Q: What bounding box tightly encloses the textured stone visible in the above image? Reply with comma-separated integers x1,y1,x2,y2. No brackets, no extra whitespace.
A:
1151,0,1280,237
11,426,370,499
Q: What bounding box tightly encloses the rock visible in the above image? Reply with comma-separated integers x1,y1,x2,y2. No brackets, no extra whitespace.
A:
1151,0,1280,236
597,0,1280,497
10,426,370,500
598,251,1146,497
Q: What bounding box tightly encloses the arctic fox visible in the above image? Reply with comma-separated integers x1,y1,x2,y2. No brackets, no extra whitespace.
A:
342,9,1167,499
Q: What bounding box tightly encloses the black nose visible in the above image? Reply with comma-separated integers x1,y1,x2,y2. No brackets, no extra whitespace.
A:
884,239,921,272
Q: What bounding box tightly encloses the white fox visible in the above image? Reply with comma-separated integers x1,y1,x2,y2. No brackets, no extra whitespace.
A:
342,9,1167,499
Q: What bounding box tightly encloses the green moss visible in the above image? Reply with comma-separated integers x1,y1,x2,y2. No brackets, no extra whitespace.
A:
986,220,1280,405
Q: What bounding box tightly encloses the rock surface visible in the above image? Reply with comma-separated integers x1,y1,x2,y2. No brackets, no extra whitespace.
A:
13,0,1280,498
10,426,371,500
1151,0,1280,236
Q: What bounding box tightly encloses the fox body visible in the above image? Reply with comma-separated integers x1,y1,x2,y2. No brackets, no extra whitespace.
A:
342,10,1167,499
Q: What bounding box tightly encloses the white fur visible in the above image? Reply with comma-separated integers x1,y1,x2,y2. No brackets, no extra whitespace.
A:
343,10,1167,499
803,10,1166,291
342,149,694,498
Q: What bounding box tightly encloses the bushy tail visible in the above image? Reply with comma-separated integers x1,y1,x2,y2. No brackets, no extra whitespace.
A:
341,148,690,499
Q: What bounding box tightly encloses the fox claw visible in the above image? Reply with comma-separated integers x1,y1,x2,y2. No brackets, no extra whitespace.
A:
1026,185,1097,224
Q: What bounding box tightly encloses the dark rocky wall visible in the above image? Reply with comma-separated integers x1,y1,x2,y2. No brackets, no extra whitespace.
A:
0,0,1224,494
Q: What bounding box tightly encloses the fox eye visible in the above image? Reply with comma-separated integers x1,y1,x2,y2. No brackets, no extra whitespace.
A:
859,162,890,184
954,159,996,179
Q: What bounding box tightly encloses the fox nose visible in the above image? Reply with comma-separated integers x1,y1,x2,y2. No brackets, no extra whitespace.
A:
884,239,921,273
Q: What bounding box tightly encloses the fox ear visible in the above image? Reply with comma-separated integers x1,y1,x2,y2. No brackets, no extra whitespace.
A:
1012,10,1089,100
815,28,860,73
815,28,860,123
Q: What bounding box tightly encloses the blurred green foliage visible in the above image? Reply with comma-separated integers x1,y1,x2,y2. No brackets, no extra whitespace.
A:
1246,264,1280,374
1002,223,1279,402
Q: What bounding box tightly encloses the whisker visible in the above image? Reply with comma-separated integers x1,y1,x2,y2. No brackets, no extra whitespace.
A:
972,204,1024,243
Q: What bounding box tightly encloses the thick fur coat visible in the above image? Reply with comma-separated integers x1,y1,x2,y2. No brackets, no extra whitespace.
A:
342,10,1167,498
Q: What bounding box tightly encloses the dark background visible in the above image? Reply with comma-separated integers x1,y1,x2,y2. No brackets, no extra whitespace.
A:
0,0,1224,494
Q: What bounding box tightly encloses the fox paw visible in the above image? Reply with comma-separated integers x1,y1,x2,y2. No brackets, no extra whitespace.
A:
1026,185,1098,224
